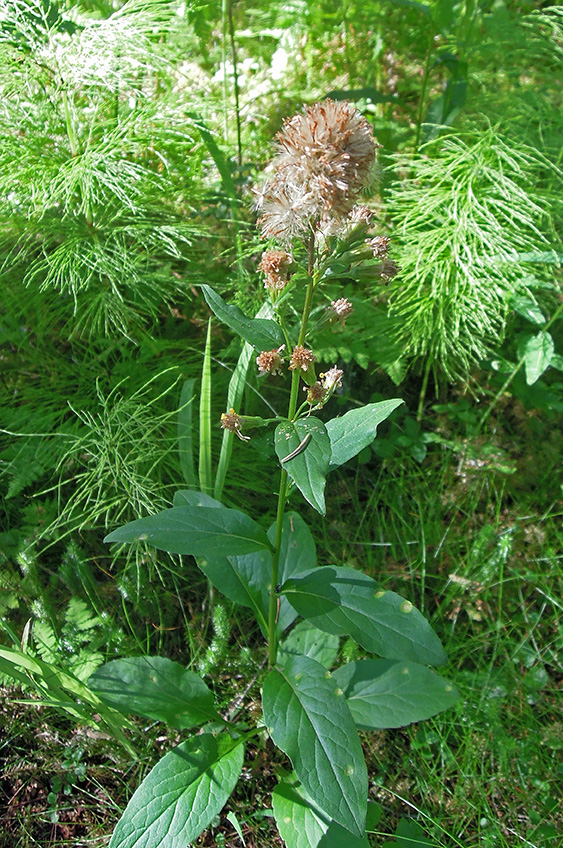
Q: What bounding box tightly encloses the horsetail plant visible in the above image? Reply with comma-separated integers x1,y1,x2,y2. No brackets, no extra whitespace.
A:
95,101,459,848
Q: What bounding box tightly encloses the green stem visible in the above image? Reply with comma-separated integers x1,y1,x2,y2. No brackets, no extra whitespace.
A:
267,239,317,667
417,357,432,421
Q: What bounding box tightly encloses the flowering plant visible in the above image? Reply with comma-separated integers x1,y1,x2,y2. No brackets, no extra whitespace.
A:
93,101,458,848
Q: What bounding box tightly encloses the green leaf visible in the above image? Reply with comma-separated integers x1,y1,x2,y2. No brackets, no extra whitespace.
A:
275,419,331,515
104,505,272,557
177,379,197,488
89,657,221,730
279,620,340,669
109,733,244,848
173,490,222,508
394,817,438,847
511,295,545,326
201,285,284,350
281,567,447,666
198,549,271,635
326,400,403,469
199,319,213,496
332,660,459,729
272,779,370,848
262,655,367,837
268,512,317,632
519,331,555,385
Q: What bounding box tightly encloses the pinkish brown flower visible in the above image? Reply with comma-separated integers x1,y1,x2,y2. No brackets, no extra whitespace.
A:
305,381,329,405
289,345,316,372
220,409,250,441
366,235,391,259
256,346,285,376
258,250,294,291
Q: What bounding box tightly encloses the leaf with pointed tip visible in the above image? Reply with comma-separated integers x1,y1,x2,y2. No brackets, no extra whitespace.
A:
104,505,272,558
281,567,447,666
332,660,459,730
197,549,271,635
89,657,221,730
173,490,222,508
272,779,370,848
201,285,284,350
275,419,331,515
518,331,555,385
109,734,244,848
263,655,367,837
326,399,403,470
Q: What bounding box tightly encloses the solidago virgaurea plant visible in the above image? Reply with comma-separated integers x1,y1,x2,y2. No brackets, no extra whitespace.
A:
94,101,459,848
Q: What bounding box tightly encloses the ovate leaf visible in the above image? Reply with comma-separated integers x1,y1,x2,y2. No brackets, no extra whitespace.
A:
201,285,284,350
262,655,367,837
89,657,221,729
332,659,459,729
104,505,272,557
518,331,555,385
282,567,447,666
109,734,244,848
275,419,331,515
272,779,370,848
326,399,403,469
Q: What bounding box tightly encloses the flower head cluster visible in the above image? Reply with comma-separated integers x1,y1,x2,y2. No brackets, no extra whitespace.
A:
258,250,294,292
257,100,379,244
366,235,391,259
220,409,250,441
305,366,344,406
289,345,316,372
256,345,285,376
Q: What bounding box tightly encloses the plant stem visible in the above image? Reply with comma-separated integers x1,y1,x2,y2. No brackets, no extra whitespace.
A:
267,238,318,667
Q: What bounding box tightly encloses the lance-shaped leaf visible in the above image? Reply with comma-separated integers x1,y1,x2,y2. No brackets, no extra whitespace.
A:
109,733,244,848
281,567,447,667
104,505,272,558
263,655,367,837
326,399,403,470
275,418,331,515
201,284,284,350
89,657,221,730
332,659,459,730
273,779,370,848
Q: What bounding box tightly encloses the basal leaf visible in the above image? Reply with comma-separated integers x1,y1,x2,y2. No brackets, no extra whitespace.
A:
272,779,370,848
332,659,459,729
274,419,331,515
89,656,221,729
201,285,284,350
278,620,340,669
282,567,447,666
109,734,244,848
104,505,272,557
268,512,317,632
263,655,367,837
326,399,403,469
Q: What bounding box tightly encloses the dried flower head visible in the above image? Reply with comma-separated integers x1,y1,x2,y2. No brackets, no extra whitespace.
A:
366,235,391,259
220,409,250,441
258,100,379,242
328,298,353,324
305,381,328,405
289,345,316,372
380,259,400,280
350,205,375,224
256,345,285,376
258,250,294,291
320,366,344,391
